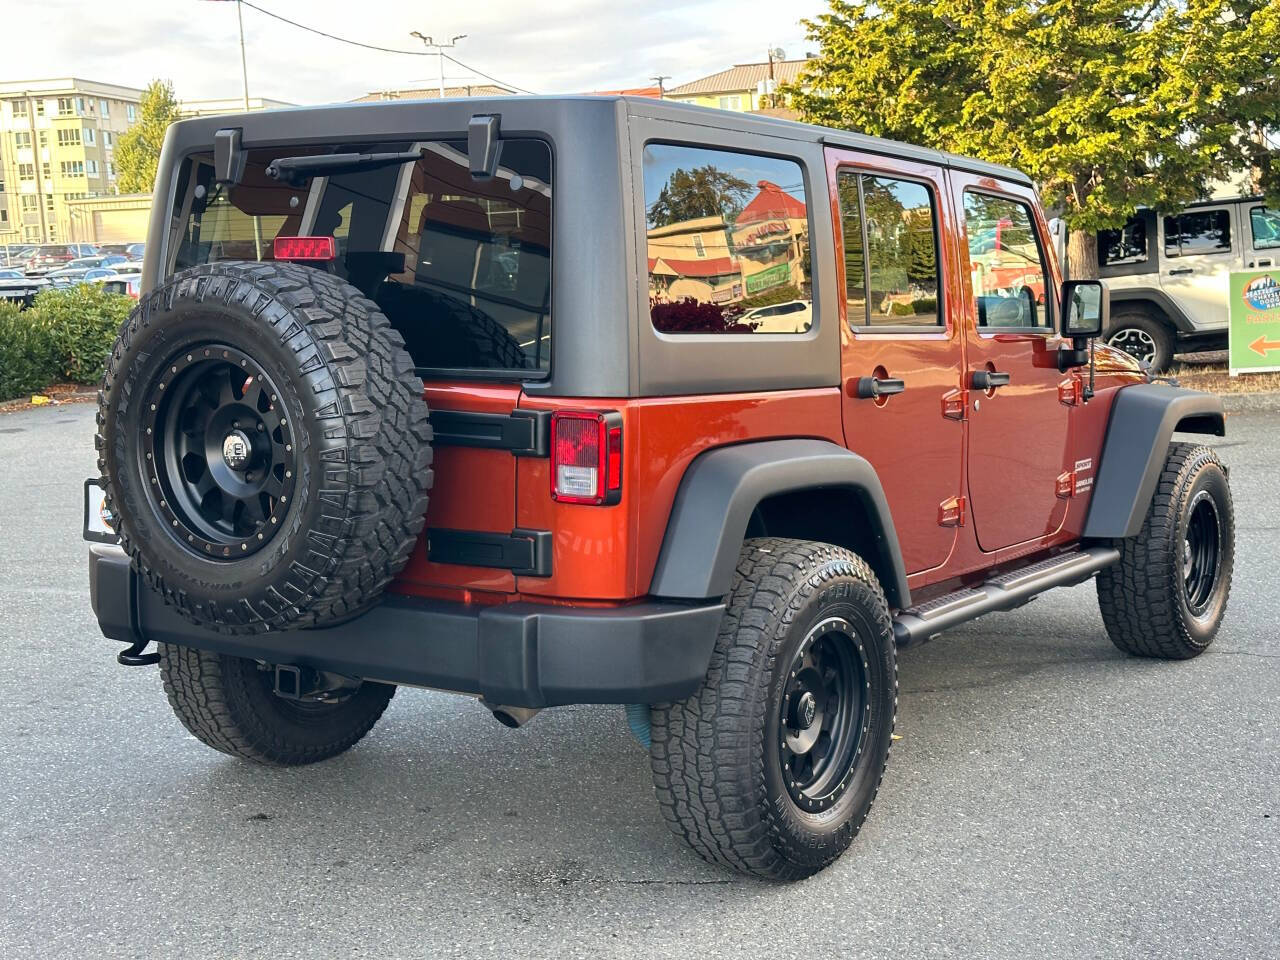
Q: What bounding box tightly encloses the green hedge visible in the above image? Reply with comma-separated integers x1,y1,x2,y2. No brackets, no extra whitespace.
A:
0,285,133,402
0,301,60,402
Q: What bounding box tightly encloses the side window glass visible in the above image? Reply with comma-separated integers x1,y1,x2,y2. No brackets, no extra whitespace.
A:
1250,207,1280,250
643,143,811,334
1165,210,1232,257
837,171,868,326
862,176,941,325
963,192,1051,329
1099,215,1148,266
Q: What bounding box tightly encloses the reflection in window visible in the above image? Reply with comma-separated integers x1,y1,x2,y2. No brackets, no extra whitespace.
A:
1250,207,1280,250
963,192,1050,328
1099,215,1148,266
643,143,811,334
837,172,867,326
1164,210,1231,257
861,176,940,325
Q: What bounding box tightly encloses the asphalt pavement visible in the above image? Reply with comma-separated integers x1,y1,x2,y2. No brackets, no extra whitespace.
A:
0,400,1276,960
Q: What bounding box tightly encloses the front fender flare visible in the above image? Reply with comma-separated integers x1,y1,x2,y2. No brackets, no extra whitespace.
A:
649,439,910,609
1083,384,1225,539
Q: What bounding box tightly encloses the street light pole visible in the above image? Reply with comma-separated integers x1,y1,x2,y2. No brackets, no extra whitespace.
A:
651,75,669,100
410,32,468,98
236,0,251,111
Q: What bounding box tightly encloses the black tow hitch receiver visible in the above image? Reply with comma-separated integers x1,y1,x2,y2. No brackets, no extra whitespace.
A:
272,664,361,702
117,638,161,667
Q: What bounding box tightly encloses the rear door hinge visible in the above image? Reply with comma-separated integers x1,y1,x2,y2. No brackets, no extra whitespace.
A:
1056,471,1076,498
938,495,967,527
941,388,968,420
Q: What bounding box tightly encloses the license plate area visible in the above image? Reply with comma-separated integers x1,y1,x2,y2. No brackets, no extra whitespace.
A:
83,478,119,544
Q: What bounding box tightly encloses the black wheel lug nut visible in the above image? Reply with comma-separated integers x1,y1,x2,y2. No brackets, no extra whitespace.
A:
256,422,264,432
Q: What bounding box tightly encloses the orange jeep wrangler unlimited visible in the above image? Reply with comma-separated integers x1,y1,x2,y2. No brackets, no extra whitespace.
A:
88,97,1234,881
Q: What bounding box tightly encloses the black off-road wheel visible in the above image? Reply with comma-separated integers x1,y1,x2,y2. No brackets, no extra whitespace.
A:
97,261,433,633
159,644,395,765
1097,443,1234,659
649,539,897,881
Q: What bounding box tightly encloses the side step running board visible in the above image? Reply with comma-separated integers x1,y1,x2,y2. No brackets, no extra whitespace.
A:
892,546,1120,646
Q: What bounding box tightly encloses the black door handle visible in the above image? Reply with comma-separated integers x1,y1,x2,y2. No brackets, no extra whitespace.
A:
1167,267,1194,276
855,376,906,399
972,370,1011,390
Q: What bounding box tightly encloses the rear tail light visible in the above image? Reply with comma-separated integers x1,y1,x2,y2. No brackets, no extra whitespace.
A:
272,235,336,262
551,411,622,505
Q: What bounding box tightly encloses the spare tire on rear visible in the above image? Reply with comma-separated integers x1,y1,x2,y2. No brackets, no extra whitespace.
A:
97,261,433,633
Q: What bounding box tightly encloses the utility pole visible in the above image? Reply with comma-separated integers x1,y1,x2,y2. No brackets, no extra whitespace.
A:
410,32,468,98
651,75,669,100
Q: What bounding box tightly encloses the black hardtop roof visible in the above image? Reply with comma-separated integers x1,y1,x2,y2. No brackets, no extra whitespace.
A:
169,94,1034,188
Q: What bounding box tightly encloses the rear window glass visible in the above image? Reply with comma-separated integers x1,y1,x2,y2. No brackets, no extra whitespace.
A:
1099,215,1148,266
643,143,812,335
168,139,552,374
1164,210,1231,257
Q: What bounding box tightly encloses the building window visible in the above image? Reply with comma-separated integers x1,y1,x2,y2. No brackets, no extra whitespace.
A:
107,162,116,179
0,209,7,223
57,129,82,147
36,100,46,117
87,159,99,176
60,160,85,178
10,99,28,118
643,142,812,335
103,130,113,148
18,163,34,181
717,95,742,110
14,131,31,149
84,128,96,146
41,162,50,179
100,99,110,118
0,177,5,192
76,97,86,114
126,104,137,122
57,97,74,116
38,131,47,149
20,195,37,212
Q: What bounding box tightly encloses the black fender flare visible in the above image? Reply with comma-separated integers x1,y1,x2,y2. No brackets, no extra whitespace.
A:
649,439,910,609
1083,384,1225,539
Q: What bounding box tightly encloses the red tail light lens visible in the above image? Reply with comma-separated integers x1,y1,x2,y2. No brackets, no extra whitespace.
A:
273,235,336,262
551,411,622,505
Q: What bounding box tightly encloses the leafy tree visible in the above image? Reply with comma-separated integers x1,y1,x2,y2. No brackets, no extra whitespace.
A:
791,1,1280,277
648,165,752,227
115,79,183,194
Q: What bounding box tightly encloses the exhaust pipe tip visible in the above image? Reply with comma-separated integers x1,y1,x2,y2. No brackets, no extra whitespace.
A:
481,701,541,728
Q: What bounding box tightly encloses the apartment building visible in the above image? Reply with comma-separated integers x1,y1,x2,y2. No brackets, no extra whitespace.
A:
0,78,143,247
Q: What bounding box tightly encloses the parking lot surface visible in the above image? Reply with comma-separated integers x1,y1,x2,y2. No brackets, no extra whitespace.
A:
1,402,1276,959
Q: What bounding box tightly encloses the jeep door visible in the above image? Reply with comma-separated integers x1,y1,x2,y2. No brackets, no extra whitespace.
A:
950,171,1070,552
828,148,965,575
1158,205,1242,328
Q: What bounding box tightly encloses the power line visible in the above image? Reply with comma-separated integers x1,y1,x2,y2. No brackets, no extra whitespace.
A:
236,0,538,95
443,53,537,96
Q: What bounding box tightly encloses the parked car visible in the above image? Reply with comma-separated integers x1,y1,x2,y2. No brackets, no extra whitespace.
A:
45,265,118,287
0,245,37,268
0,268,50,307
737,299,813,333
99,273,142,298
22,243,83,276
1096,196,1279,370
87,97,1233,882
96,242,145,258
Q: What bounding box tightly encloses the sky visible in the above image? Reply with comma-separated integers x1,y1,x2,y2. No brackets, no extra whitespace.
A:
6,0,826,105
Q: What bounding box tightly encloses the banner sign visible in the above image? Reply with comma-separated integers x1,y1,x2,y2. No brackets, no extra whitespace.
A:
1229,269,1280,375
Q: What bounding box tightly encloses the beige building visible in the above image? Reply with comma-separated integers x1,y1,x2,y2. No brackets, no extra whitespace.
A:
0,78,144,247
179,96,295,117
665,59,810,115
352,84,515,103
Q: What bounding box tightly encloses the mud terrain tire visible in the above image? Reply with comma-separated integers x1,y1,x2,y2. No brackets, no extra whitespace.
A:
97,262,433,634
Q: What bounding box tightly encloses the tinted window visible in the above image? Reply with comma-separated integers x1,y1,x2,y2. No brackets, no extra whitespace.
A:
1099,215,1148,265
861,176,940,326
169,139,552,374
1250,207,1280,250
836,172,867,325
963,192,1051,329
643,143,811,335
1164,210,1231,257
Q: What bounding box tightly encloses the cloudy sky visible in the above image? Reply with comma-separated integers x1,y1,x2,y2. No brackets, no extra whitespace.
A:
8,0,826,104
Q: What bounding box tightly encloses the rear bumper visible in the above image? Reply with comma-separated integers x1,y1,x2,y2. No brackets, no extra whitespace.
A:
89,545,723,708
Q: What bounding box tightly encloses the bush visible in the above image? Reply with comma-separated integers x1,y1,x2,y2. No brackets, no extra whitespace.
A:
650,297,756,334
31,285,133,384
913,297,938,315
0,300,60,402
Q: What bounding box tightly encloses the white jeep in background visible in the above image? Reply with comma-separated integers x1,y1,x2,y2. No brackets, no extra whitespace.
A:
1090,196,1279,371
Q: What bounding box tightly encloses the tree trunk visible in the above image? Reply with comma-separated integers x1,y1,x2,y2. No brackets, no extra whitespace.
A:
1067,229,1099,281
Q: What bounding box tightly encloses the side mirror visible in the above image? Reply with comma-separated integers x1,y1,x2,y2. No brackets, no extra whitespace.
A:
1059,279,1108,340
